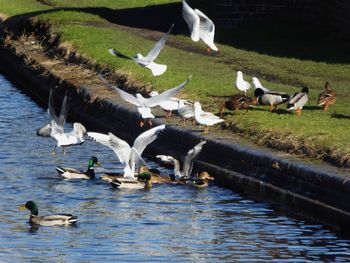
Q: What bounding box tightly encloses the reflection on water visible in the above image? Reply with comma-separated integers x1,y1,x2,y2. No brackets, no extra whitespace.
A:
1,73,350,262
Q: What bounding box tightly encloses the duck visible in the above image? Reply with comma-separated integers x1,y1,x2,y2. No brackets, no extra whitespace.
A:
287,87,309,116
219,93,257,117
109,24,174,76
55,156,101,180
109,172,152,189
182,0,218,52
88,125,166,180
194,102,224,133
235,71,251,94
317,82,336,111
19,201,79,226
139,166,174,184
156,141,207,181
254,87,290,112
184,171,214,188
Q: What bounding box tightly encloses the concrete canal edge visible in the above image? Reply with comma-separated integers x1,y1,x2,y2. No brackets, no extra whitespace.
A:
1,20,350,232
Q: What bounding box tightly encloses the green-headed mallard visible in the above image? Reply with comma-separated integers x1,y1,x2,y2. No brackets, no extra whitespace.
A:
219,93,257,117
318,82,336,111
20,201,79,226
287,87,309,116
56,156,101,180
110,172,152,189
254,88,290,112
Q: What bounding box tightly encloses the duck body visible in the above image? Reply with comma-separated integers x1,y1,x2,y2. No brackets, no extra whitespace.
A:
56,156,100,180
317,82,336,111
220,94,257,116
110,172,152,189
254,88,290,112
287,87,309,115
20,201,78,226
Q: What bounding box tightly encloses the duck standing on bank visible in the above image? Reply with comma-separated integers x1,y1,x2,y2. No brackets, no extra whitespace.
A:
219,93,257,117
109,23,174,76
55,156,101,180
287,87,309,116
235,71,251,94
20,201,79,226
317,81,336,111
194,101,224,133
254,88,290,112
182,0,218,53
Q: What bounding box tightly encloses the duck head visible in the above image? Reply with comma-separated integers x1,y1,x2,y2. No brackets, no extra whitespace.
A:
301,87,309,93
20,201,39,215
254,87,265,97
198,171,214,181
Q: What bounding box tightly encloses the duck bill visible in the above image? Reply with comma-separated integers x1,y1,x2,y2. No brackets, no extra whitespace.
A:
19,204,26,211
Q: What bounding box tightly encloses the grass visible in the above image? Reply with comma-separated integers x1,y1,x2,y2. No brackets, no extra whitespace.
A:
1,0,350,166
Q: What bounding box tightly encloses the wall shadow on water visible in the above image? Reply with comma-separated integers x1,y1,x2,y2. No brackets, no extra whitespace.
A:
2,0,350,64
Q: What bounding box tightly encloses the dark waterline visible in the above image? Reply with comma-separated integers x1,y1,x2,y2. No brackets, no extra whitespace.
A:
1,73,350,262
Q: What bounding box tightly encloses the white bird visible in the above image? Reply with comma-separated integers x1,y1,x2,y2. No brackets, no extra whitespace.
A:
252,77,269,93
148,91,180,118
177,99,194,124
182,0,218,52
235,71,251,94
88,125,166,179
114,77,191,127
108,23,174,76
193,101,224,133
156,140,206,179
40,89,86,154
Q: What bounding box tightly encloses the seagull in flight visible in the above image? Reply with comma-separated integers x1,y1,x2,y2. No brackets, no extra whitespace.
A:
108,23,174,76
182,0,218,52
114,76,191,127
88,125,166,178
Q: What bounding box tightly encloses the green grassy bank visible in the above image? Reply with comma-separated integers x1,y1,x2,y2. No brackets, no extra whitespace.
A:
0,0,349,167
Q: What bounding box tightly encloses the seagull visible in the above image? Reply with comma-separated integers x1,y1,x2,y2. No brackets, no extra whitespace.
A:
235,71,251,94
108,23,174,76
156,140,206,180
148,91,180,118
38,89,86,154
114,77,191,127
88,125,166,178
177,99,194,124
193,101,224,133
182,0,218,52
287,87,309,116
252,77,269,93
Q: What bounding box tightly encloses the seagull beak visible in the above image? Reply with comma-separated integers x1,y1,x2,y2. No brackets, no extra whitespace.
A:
19,205,26,211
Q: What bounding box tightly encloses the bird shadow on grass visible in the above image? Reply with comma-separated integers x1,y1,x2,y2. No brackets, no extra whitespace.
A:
331,113,350,120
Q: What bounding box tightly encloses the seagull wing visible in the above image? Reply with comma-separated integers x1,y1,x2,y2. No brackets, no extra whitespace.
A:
194,9,217,51
144,77,190,107
132,125,166,156
114,86,143,107
88,132,131,165
183,141,206,177
48,89,60,124
58,92,68,127
182,0,200,42
144,23,174,62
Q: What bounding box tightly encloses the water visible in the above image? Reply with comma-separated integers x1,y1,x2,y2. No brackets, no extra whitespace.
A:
1,73,350,262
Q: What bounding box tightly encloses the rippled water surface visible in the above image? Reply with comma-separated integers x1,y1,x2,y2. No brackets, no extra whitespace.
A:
1,74,350,262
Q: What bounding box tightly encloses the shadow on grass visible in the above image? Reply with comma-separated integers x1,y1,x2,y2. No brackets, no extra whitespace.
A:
331,113,350,120
3,0,350,64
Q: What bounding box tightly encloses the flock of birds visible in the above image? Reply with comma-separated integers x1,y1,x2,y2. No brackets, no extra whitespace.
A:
20,0,337,226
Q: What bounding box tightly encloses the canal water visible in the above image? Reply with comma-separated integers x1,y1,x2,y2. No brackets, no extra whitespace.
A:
1,73,350,262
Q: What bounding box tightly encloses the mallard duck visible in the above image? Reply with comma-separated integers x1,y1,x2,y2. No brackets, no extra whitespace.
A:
235,71,251,94
55,156,101,180
139,166,173,184
19,201,79,226
184,171,214,188
110,172,152,189
88,125,165,179
194,102,224,133
318,82,336,111
254,88,290,112
219,93,257,117
287,87,309,116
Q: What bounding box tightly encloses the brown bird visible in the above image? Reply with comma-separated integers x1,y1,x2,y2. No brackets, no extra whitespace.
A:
317,82,336,111
219,93,257,117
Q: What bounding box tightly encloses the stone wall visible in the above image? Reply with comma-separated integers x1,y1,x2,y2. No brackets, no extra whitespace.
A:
213,0,350,35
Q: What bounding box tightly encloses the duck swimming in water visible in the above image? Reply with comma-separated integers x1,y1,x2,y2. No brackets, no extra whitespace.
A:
55,156,101,180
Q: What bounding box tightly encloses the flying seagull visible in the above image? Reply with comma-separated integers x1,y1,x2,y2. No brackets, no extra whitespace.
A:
108,23,174,76
182,0,218,52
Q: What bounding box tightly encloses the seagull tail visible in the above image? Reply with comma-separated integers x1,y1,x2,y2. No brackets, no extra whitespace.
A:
146,62,167,77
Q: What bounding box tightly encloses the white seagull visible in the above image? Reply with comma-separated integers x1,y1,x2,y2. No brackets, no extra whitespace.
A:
88,125,166,178
108,23,174,76
182,0,218,52
235,71,251,94
194,101,224,133
177,99,194,124
156,140,206,180
252,77,269,93
114,77,191,127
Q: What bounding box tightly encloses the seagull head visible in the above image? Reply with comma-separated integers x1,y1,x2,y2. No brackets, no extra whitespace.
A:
237,71,243,77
